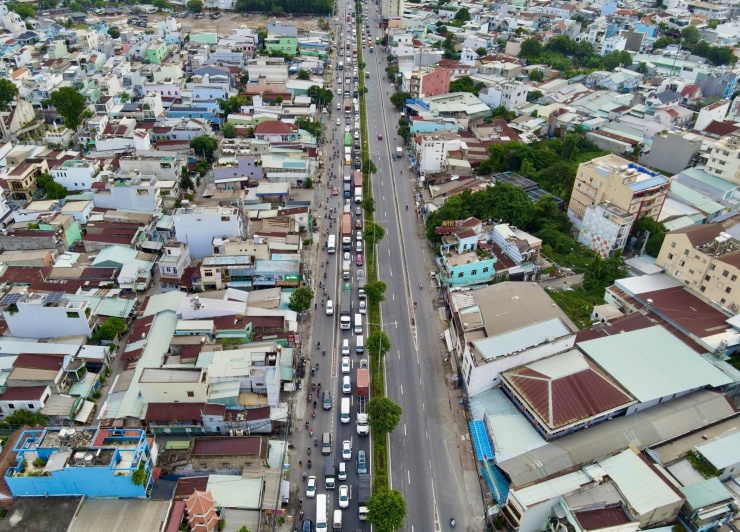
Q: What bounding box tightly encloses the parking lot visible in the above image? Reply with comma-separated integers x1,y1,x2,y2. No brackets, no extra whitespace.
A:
109,11,322,34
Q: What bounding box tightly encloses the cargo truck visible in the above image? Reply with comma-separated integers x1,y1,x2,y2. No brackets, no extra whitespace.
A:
342,259,350,280
343,97,352,115
324,455,336,490
353,170,362,190
354,187,362,204
340,299,351,330
342,213,352,251
344,133,351,147
343,182,351,199
344,146,351,165
394,146,403,159
358,474,371,520
356,367,369,436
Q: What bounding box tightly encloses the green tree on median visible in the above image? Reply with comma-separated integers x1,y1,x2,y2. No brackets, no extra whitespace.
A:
365,281,387,305
367,396,402,434
366,486,406,532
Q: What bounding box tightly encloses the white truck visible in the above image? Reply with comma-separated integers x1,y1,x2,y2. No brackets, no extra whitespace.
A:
342,259,351,280
357,269,367,299
354,187,363,204
395,146,403,159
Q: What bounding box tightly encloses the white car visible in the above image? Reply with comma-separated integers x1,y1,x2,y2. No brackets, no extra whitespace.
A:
341,356,350,374
342,339,350,355
326,299,334,315
338,485,349,508
336,88,342,95
342,375,351,394
343,251,350,261
359,300,367,314
306,476,317,498
345,126,351,133
338,461,347,481
356,230,363,241
336,118,341,126
342,440,352,461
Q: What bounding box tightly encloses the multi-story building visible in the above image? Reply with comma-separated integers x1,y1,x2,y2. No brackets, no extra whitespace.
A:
578,202,635,258
478,80,528,111
159,242,192,292
705,133,740,184
414,132,467,174
6,427,154,498
6,160,48,201
0,291,94,339
568,154,669,230
50,159,103,191
655,218,740,312
406,66,451,99
92,174,162,213
381,0,403,18
118,153,182,182
174,205,247,258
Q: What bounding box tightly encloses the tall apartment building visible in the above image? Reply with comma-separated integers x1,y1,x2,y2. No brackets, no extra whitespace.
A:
568,154,669,230
381,0,403,18
174,205,247,258
705,133,740,184
656,217,740,313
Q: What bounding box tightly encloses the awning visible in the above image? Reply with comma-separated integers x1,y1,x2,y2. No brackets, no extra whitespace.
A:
141,241,163,251
280,479,290,505
74,400,96,424
444,329,453,353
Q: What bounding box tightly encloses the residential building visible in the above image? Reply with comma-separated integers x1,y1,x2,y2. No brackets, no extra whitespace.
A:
49,159,103,191
189,436,268,471
568,154,669,230
174,205,247,259
406,66,451,99
679,479,736,532
705,133,740,184
414,132,467,174
159,242,192,292
0,291,93,339
200,256,301,291
0,386,51,418
449,282,578,397
381,0,403,18
478,81,528,111
655,220,740,312
6,427,154,498
92,174,162,213
578,202,635,258
138,368,208,403
693,430,740,481
640,131,702,175
146,40,167,64
6,160,48,201
254,120,299,143
490,224,541,264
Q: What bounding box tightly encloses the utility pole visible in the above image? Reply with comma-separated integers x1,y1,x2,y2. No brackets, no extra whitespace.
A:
639,230,650,256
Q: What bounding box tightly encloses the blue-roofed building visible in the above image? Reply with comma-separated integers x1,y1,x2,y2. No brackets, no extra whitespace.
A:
569,154,669,231
6,427,154,498
679,478,736,532
165,105,215,122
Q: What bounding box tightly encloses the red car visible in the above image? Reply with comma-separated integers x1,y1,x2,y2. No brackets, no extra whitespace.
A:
356,253,363,266
377,134,383,140
332,187,339,196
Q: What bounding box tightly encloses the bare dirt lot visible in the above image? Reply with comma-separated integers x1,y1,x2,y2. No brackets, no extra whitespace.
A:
109,11,322,34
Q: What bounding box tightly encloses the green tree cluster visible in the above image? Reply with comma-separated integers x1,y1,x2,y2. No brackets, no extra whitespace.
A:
288,286,314,313
0,78,19,110
217,95,250,115
517,35,631,75
307,85,334,105
389,91,411,110
221,123,237,139
296,69,311,80
449,76,485,96
190,135,219,161
187,0,204,12
50,86,91,131
234,0,332,14
367,397,402,434
93,317,128,344
295,117,323,138
0,409,48,427
633,217,668,257
366,486,406,532
37,173,68,200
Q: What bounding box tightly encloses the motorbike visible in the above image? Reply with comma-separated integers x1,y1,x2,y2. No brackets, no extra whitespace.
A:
312,409,316,419
307,459,312,468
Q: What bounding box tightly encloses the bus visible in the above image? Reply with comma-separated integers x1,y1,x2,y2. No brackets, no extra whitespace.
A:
327,234,336,254
316,494,328,532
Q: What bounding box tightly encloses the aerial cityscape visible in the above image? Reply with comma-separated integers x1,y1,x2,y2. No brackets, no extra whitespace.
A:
0,0,737,531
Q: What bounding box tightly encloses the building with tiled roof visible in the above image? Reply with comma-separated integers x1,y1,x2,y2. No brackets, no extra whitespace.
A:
253,119,299,142
500,349,635,440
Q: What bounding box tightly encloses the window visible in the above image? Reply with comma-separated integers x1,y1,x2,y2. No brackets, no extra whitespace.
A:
187,391,195,397
709,264,716,271
482,267,489,273
675,271,681,278
684,249,689,256
721,298,726,305
723,270,729,277
457,272,463,278
679,260,685,267
726,287,732,294
471,269,477,275
732,275,738,282
8,404,14,409
700,286,706,292
671,242,676,248
27,404,35,409
668,253,674,260
705,275,711,281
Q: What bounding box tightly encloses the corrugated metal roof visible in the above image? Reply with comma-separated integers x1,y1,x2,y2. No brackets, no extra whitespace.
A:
680,478,733,509
497,390,735,488
599,450,683,515
476,318,571,361
694,430,740,470
578,326,732,403
191,436,262,456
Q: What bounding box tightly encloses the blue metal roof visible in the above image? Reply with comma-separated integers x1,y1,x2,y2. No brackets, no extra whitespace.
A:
469,420,494,460
628,175,667,192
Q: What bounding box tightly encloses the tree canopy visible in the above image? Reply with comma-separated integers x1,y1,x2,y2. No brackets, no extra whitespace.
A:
50,87,90,131
307,85,334,105
234,0,332,14
37,173,67,200
389,91,411,111
367,487,407,532
367,397,402,434
367,330,391,359
364,280,387,305
0,79,19,110
295,117,322,138
288,286,314,313
1,409,48,427
633,217,668,257
190,135,219,161
93,317,128,344
449,76,485,96
364,222,386,247
186,0,203,12
217,95,249,115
